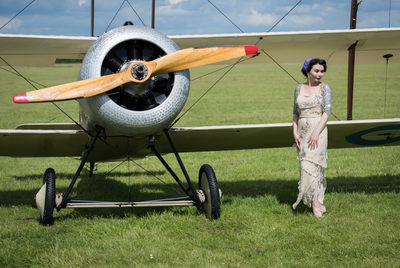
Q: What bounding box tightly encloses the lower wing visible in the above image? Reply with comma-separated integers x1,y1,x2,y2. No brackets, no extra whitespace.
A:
1,119,399,161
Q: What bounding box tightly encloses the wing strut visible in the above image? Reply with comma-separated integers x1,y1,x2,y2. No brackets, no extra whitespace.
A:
149,129,202,208
347,0,361,120
57,127,103,210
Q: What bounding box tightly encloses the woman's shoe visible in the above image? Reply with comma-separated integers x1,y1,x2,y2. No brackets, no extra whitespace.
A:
312,200,324,218
320,204,326,214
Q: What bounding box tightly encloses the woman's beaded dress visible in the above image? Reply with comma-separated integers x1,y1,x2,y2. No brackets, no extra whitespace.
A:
292,83,332,209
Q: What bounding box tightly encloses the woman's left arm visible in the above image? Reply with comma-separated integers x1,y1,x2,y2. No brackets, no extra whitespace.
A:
307,83,332,150
307,112,329,150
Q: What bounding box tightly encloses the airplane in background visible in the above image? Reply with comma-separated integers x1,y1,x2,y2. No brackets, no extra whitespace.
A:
0,24,400,225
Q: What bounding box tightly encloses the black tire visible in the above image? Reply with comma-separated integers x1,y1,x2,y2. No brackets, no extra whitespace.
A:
198,164,220,220
40,168,56,225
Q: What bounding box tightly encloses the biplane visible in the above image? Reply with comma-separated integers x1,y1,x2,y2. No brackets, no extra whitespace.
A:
1,24,400,225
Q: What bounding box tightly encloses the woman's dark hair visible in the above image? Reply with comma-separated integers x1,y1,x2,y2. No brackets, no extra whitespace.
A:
301,58,327,77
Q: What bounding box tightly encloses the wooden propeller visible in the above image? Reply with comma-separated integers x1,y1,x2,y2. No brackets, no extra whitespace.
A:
13,45,258,103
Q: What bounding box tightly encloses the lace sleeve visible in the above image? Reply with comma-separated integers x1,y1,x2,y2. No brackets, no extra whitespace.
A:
293,84,301,115
321,83,332,116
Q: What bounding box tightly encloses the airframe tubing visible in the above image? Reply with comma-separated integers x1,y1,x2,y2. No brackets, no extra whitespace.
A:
150,145,189,194
58,127,101,210
66,201,194,208
65,197,194,208
162,128,202,207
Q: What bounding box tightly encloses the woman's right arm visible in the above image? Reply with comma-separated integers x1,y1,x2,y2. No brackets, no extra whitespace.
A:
292,85,301,151
293,113,300,151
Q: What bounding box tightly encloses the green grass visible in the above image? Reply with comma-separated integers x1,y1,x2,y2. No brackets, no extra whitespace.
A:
0,62,399,267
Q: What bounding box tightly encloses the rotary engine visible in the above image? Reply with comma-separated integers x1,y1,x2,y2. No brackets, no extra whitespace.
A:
78,26,190,135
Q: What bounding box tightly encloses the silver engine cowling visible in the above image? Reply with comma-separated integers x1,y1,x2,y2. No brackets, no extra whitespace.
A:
78,26,190,135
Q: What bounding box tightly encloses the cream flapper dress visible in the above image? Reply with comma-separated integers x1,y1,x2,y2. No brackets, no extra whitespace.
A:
292,83,332,209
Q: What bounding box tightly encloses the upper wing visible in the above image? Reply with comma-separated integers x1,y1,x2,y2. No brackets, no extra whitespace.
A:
1,28,399,66
172,28,400,64
0,34,96,66
155,118,400,153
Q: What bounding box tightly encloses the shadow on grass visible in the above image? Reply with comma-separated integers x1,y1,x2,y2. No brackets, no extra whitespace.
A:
11,170,166,181
220,174,400,205
1,172,399,219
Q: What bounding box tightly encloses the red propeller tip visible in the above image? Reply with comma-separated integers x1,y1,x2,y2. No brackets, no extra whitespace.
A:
13,93,29,103
244,45,258,56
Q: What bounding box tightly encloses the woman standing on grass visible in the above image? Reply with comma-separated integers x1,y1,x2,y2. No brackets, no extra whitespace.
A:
292,58,332,217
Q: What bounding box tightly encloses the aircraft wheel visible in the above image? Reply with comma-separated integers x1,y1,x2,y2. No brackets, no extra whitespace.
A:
198,164,220,220
35,168,56,226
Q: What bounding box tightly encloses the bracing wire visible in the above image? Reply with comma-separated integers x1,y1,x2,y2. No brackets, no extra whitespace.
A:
129,159,182,195
0,66,47,88
99,143,182,195
105,0,127,33
168,57,241,129
0,0,36,32
0,56,92,135
125,0,146,26
266,0,303,33
104,159,128,176
170,0,304,126
207,0,245,33
0,1,94,133
105,0,146,33
261,49,300,84
257,0,303,78
190,54,258,81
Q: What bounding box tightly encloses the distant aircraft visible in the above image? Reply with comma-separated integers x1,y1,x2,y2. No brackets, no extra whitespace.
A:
0,25,399,225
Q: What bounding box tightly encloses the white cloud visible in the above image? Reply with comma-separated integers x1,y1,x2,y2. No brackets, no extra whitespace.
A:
0,16,22,32
157,0,189,15
358,10,390,28
168,0,186,4
285,14,324,28
246,9,277,26
78,0,87,7
157,4,189,16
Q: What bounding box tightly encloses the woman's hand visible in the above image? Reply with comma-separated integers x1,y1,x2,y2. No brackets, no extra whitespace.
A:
294,132,301,151
307,112,329,150
307,131,319,150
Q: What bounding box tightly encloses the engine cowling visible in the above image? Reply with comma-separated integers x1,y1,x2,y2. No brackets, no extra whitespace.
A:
78,25,190,135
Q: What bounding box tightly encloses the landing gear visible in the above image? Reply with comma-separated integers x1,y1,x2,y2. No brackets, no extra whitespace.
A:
151,130,221,220
199,164,221,220
89,162,95,177
35,168,56,226
34,128,222,225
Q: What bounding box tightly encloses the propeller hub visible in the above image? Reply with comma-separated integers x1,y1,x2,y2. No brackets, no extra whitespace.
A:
131,63,149,81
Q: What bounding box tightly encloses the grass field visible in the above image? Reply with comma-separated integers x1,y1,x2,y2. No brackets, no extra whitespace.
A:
0,61,399,267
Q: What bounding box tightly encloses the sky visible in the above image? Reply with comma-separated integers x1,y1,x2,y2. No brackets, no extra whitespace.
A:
0,0,399,36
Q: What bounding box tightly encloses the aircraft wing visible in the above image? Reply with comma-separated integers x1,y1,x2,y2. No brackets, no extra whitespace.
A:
0,123,150,161
0,122,90,157
0,34,96,66
157,118,400,153
1,28,399,66
1,119,399,161
172,28,400,64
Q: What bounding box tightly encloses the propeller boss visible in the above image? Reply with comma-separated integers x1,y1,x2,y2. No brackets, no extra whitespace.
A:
131,63,149,81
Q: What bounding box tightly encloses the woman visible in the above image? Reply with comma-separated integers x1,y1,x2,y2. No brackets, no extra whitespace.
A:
292,58,332,217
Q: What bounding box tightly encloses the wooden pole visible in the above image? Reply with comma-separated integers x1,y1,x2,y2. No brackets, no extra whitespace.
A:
91,0,94,37
151,0,155,29
347,0,359,120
